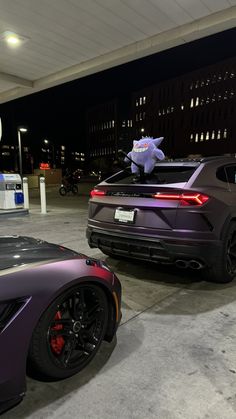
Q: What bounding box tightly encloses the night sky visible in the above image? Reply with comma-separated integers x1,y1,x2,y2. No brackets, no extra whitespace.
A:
0,27,236,153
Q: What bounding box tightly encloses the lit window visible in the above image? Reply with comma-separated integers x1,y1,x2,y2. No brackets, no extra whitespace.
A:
195,133,198,143
122,120,126,127
206,131,210,141
143,96,146,104
217,130,221,139
181,104,184,110
211,130,215,140
190,133,194,142
112,120,115,127
190,98,194,108
223,129,227,139
200,98,205,106
195,97,199,107
61,145,65,150
139,97,142,105
200,132,204,141
136,100,139,107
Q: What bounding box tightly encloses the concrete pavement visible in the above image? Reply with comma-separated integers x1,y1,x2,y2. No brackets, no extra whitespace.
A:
1,185,236,419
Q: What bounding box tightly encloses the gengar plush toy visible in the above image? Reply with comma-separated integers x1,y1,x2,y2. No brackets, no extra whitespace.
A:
124,136,165,175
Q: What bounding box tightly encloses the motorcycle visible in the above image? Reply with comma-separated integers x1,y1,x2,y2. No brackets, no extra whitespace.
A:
59,177,79,196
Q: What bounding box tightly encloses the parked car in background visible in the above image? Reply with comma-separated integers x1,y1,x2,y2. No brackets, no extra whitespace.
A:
87,156,236,283
0,236,121,414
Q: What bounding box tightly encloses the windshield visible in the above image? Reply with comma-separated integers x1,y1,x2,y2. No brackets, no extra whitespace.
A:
105,164,199,185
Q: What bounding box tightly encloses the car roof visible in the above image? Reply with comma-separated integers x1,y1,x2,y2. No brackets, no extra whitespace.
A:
154,156,236,166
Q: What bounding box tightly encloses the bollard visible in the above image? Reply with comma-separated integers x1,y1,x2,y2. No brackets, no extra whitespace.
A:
22,177,29,210
39,177,47,214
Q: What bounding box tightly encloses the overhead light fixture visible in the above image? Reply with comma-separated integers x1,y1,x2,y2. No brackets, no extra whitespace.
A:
0,31,29,47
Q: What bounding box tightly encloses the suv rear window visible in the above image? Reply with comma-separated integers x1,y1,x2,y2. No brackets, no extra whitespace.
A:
106,165,198,185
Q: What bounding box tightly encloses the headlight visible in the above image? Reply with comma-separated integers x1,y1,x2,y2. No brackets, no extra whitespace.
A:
86,258,112,272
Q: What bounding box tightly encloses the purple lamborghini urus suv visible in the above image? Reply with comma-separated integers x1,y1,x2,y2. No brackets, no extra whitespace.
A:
87,156,236,283
0,236,121,414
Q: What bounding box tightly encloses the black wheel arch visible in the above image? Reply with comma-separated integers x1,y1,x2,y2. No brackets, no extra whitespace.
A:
220,213,236,240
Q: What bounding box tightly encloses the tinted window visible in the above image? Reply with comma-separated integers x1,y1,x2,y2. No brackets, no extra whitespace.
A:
217,165,236,184
106,165,198,185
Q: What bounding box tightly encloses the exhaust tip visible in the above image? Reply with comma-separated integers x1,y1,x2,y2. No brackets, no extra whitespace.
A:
175,259,188,269
189,260,204,270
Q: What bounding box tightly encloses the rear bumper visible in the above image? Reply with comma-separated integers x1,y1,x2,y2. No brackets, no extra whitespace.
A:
87,227,221,268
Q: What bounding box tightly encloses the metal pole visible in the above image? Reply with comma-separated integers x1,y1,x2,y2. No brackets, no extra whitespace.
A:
52,144,56,168
23,177,29,210
17,130,23,178
39,177,47,214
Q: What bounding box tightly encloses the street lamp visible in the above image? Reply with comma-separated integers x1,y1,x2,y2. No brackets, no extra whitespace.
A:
17,127,27,178
44,139,55,168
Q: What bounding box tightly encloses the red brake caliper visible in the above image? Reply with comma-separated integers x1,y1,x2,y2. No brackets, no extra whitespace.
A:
50,311,65,355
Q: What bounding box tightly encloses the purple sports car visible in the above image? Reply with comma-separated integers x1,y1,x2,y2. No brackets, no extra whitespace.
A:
0,236,121,414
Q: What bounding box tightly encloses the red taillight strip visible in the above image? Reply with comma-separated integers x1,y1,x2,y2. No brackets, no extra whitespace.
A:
90,189,106,198
152,192,209,206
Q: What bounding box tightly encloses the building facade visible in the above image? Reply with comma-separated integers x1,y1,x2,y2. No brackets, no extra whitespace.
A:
132,56,236,158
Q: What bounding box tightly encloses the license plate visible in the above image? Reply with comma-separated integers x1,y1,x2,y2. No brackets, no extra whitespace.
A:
114,208,135,223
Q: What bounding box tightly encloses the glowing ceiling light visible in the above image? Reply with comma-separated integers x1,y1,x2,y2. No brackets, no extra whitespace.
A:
1,31,29,47
6,34,20,45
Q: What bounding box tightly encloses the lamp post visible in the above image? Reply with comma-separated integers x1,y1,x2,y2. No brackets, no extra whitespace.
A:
17,127,27,178
44,139,55,168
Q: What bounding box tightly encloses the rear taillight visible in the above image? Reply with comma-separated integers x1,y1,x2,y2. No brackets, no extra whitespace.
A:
152,192,209,206
90,189,106,198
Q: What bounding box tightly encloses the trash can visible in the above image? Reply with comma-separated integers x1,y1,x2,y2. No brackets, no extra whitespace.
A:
0,174,24,209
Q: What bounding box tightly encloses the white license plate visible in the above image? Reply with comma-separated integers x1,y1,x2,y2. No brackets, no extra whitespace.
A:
114,209,135,223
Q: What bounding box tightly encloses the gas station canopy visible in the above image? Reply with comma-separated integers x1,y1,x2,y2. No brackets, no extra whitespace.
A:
0,0,235,103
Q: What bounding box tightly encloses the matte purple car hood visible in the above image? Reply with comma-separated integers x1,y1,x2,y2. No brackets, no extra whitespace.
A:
0,236,80,271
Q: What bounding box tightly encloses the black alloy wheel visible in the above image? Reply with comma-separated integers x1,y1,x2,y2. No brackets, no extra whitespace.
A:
226,229,236,276
28,284,108,379
204,222,236,283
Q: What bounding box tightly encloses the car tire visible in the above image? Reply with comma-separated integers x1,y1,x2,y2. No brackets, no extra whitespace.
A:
204,221,236,283
27,284,108,380
59,186,67,196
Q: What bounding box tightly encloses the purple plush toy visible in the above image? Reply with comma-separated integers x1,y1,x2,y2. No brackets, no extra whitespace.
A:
124,136,165,175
